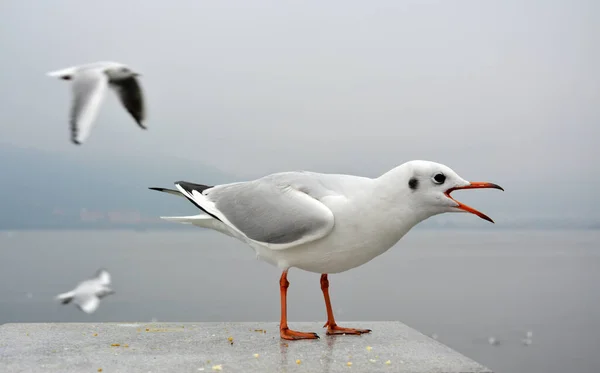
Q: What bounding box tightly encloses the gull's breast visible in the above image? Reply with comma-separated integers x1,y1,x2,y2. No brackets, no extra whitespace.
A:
256,202,402,274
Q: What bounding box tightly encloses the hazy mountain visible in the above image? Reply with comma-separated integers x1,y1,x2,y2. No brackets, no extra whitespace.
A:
0,144,235,229
0,144,596,231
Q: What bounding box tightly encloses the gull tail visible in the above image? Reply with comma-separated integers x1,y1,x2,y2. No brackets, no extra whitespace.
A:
46,67,77,80
56,291,76,305
149,186,207,223
149,185,235,237
149,186,218,221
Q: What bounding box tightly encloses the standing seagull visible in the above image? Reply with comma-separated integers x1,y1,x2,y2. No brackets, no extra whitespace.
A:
55,269,115,314
47,61,146,145
150,160,504,340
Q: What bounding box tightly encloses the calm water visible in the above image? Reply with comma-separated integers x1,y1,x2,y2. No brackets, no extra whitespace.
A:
1,229,599,373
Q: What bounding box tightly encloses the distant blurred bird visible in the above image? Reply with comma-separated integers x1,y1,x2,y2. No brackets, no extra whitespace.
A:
47,61,146,145
55,269,114,314
522,330,533,346
488,336,500,346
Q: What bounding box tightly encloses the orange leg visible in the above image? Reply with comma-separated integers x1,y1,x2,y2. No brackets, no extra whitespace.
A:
320,274,371,336
279,270,319,340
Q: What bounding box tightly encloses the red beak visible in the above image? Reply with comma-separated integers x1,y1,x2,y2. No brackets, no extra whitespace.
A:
444,182,504,223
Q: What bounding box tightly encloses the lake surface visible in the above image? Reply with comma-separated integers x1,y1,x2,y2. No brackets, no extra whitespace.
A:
1,229,598,373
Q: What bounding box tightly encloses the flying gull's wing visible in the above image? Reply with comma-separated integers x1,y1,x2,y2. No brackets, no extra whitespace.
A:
69,69,109,145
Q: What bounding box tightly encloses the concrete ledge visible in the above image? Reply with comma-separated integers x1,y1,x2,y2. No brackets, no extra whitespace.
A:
0,322,492,373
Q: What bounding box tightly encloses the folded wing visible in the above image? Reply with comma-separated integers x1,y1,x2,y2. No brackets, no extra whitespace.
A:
175,178,336,250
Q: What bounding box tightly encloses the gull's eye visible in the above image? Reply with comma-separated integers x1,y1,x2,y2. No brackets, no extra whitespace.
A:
432,172,446,184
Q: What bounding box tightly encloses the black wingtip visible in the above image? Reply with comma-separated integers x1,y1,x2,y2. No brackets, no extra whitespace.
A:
149,187,185,198
174,181,190,192
175,181,213,194
172,181,221,222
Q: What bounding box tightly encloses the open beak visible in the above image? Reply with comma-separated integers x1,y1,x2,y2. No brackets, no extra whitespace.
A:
444,182,504,223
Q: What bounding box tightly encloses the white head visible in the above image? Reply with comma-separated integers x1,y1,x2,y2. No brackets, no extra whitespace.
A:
381,160,504,223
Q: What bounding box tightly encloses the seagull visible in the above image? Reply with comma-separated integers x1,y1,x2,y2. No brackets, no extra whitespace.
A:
46,61,146,145
150,160,503,340
488,336,500,346
522,330,533,345
55,269,114,314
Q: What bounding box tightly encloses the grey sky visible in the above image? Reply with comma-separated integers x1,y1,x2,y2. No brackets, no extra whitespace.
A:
0,0,598,220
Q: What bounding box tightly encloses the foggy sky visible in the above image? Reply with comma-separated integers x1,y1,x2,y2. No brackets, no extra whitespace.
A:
0,0,598,220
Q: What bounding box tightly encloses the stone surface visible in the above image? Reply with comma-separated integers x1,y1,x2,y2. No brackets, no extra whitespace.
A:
0,322,492,373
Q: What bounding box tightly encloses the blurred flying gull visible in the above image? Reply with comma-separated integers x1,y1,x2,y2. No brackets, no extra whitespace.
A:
55,269,114,314
47,61,146,145
522,330,533,345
